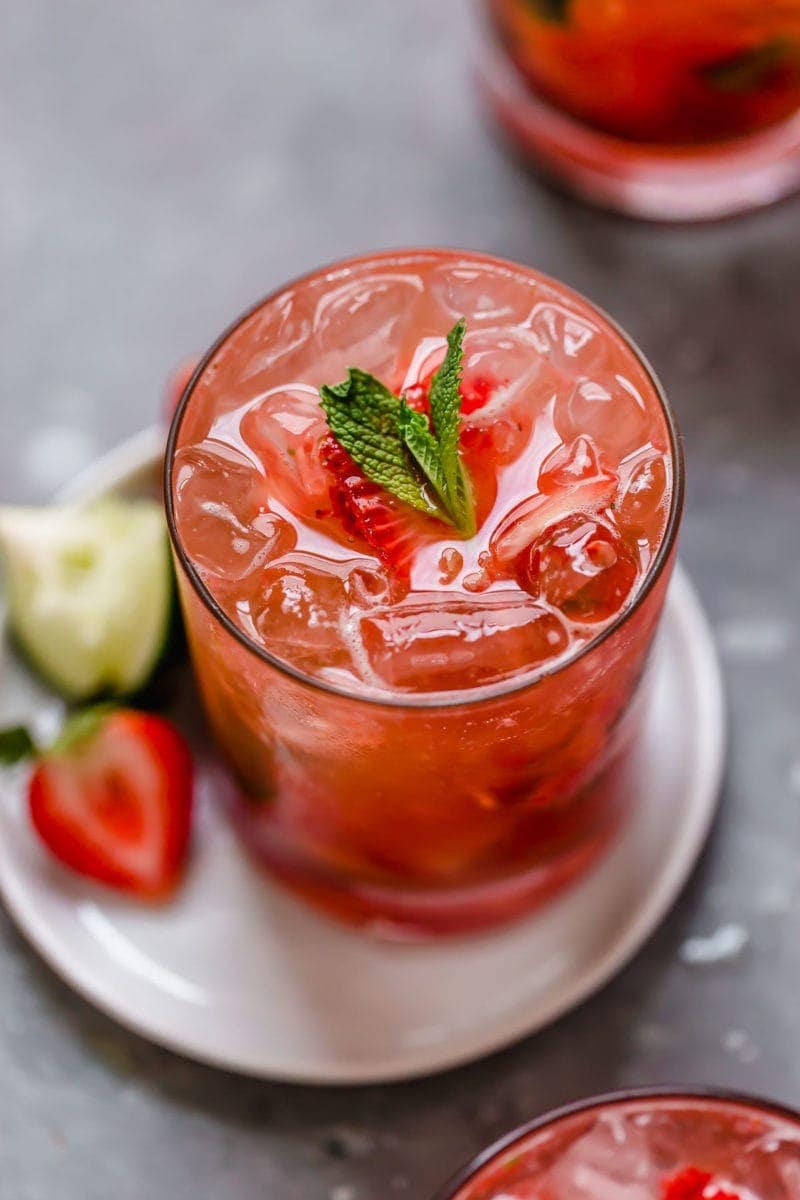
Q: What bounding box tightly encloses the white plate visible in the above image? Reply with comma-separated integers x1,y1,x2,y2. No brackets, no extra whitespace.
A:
0,428,725,1085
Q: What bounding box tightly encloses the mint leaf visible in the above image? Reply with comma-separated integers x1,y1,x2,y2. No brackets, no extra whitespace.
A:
527,0,571,24
0,725,36,765
319,320,476,536
427,319,476,537
701,38,800,93
320,370,443,518
397,401,451,514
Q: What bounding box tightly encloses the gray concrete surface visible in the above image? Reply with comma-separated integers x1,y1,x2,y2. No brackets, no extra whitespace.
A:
1,2,799,1197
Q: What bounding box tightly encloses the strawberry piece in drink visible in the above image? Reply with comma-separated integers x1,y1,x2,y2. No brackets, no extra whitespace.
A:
661,1166,743,1200
320,435,426,574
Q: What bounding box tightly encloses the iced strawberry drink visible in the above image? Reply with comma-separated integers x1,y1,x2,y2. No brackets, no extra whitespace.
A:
166,249,682,936
486,1,800,145
437,1091,800,1200
477,2,800,218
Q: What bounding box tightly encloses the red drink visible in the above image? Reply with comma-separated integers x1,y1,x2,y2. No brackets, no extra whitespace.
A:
477,1,800,219
436,1090,800,1200
166,249,682,937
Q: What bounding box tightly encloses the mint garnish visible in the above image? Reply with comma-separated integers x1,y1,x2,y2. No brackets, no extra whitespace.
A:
320,319,476,536
396,402,451,515
701,39,800,93
415,318,476,536
527,0,571,24
319,370,441,518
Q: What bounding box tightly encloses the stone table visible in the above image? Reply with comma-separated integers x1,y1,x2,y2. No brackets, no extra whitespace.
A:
1,3,799,1197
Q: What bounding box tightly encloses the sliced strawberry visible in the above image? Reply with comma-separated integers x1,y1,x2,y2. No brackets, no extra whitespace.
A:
29,707,193,899
483,434,619,570
318,370,501,570
401,381,431,413
401,371,500,418
661,1166,742,1200
459,373,499,415
319,436,421,574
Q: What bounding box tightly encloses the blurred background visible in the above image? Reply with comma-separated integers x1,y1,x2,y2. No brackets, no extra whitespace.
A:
1,2,799,1198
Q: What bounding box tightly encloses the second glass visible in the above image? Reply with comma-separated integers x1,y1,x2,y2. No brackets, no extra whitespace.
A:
477,0,800,220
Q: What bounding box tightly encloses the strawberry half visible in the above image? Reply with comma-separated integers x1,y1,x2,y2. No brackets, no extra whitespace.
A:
319,435,421,574
28,707,193,899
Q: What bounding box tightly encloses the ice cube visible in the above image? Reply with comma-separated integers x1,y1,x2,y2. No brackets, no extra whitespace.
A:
236,288,314,384
519,514,639,624
239,385,331,512
460,328,545,424
400,325,546,427
360,592,568,691
554,376,649,459
542,1112,658,1200
490,454,619,569
538,435,618,495
526,301,607,375
312,272,423,381
173,441,295,579
247,554,393,679
429,260,538,326
252,557,353,675
457,329,555,470
617,447,669,532
730,1129,800,1200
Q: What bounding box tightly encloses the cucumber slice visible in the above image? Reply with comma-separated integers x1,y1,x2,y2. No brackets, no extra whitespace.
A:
0,499,174,701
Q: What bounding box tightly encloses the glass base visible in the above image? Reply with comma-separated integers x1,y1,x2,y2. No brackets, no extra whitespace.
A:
226,831,613,941
212,729,642,941
475,24,800,222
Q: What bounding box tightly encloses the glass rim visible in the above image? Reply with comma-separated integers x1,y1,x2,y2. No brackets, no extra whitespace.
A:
164,246,685,711
431,1085,800,1199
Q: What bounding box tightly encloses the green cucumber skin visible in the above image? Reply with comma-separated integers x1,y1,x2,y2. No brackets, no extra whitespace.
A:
4,561,176,703
0,502,177,704
128,560,186,707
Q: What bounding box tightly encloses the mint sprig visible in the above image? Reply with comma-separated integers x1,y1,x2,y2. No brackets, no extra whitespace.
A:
319,370,442,518
701,38,800,93
319,319,476,536
396,402,451,512
527,0,571,25
423,318,476,536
